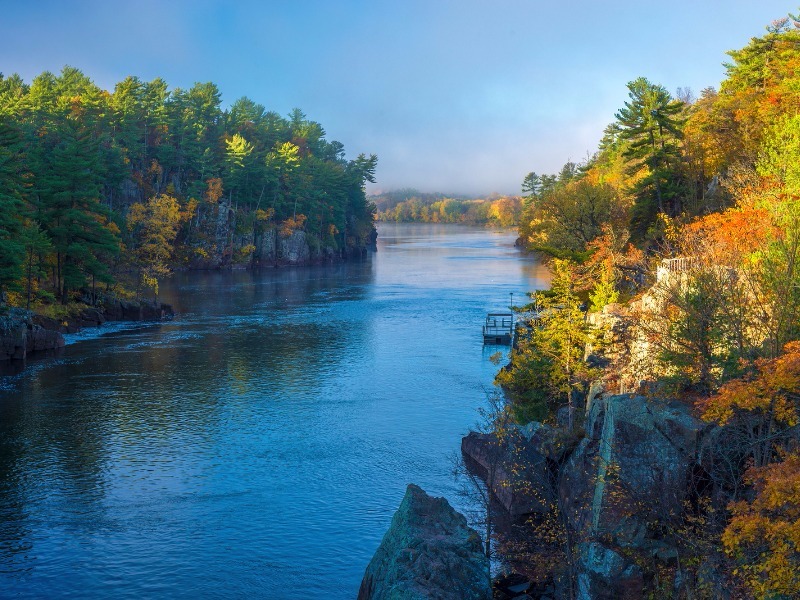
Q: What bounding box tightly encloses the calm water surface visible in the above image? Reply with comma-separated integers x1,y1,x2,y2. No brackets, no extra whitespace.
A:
0,223,549,599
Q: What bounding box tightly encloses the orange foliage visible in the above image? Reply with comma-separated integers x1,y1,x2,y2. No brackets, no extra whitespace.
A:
583,224,643,290
204,178,223,204
699,341,800,427
682,206,775,265
279,214,306,237
722,452,800,599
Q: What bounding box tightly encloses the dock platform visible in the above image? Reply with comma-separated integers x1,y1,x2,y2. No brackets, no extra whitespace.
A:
483,312,514,345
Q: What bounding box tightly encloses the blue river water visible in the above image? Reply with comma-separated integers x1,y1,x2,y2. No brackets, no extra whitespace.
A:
0,223,549,599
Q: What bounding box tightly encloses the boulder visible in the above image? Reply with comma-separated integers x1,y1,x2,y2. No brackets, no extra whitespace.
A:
461,422,567,517
358,484,490,600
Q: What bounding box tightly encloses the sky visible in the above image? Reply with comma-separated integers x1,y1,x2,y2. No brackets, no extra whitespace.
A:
0,0,795,195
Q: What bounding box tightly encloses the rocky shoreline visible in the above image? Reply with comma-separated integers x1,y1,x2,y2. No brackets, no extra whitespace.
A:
359,393,721,600
0,297,173,362
0,235,376,364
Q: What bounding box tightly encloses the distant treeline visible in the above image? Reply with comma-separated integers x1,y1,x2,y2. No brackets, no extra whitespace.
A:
373,191,522,226
0,67,377,306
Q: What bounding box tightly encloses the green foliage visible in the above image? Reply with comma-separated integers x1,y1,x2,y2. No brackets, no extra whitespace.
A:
589,265,618,312
497,260,598,426
657,270,742,393
519,176,621,255
757,112,800,193
0,116,26,297
615,77,685,239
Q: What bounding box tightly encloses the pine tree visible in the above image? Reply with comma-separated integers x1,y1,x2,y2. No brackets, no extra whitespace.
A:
35,120,120,301
615,77,685,238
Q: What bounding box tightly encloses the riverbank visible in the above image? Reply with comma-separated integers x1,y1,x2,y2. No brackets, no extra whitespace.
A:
0,229,377,364
0,296,173,362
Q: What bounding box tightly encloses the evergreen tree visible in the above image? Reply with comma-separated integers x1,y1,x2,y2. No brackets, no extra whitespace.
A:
615,77,685,238
0,116,26,299
35,120,120,300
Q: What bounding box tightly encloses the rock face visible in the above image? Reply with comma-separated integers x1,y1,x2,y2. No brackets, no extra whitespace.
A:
465,394,711,598
205,224,374,268
358,484,491,600
559,394,709,598
1,297,173,361
576,542,643,600
278,230,312,264
461,422,568,517
0,308,65,361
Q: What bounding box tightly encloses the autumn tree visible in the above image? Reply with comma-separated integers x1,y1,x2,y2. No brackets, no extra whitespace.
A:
126,194,185,299
519,176,622,258
699,341,800,468
722,452,800,599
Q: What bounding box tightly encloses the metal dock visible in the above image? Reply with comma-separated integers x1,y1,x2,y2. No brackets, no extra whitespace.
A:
482,312,514,345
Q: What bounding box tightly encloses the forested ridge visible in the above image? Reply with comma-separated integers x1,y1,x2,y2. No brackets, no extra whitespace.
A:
0,67,377,307
492,13,800,598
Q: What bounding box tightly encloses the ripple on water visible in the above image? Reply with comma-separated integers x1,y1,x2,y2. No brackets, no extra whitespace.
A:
0,224,549,599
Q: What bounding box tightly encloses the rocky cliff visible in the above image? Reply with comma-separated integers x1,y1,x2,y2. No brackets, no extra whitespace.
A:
188,224,375,269
462,394,723,599
358,484,491,600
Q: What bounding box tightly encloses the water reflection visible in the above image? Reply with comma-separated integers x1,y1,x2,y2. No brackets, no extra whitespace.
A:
0,224,547,599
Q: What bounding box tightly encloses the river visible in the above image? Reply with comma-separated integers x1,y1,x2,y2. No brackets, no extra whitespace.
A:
0,223,549,599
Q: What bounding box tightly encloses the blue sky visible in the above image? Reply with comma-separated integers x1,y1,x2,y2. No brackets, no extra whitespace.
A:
0,1,794,195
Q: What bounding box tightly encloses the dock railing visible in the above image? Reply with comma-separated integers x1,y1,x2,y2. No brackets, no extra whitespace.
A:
483,312,514,344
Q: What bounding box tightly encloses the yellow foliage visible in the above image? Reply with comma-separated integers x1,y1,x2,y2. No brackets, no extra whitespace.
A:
722,452,800,599
182,198,198,223
255,208,275,222
126,194,187,296
700,341,800,427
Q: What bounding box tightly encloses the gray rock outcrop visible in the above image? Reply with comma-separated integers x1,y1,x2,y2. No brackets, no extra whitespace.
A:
461,422,569,517
559,394,710,598
1,297,173,361
576,542,643,600
278,230,312,264
358,484,491,600
0,308,65,360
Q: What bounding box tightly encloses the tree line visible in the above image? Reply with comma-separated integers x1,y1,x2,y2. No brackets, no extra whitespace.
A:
374,192,522,226
0,67,378,306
